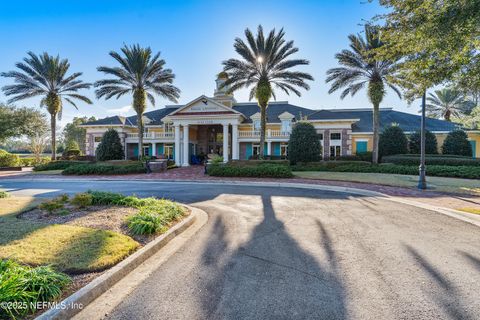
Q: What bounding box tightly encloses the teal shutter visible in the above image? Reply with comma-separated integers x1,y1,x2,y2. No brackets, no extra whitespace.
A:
356,141,367,154
246,143,252,159
470,141,476,158
274,143,281,156
158,144,164,156
133,145,139,157
172,144,175,159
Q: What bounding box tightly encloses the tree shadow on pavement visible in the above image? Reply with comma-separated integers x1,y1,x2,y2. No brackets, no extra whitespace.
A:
405,245,475,320
198,194,347,320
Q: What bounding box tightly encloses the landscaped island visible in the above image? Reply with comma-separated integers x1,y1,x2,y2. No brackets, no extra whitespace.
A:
0,191,188,319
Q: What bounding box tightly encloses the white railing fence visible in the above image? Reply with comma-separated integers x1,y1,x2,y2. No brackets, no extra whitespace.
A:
126,132,174,139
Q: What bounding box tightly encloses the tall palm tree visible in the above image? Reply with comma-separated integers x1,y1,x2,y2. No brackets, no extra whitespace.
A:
95,44,180,160
222,25,313,158
1,52,92,160
326,25,400,164
426,88,470,121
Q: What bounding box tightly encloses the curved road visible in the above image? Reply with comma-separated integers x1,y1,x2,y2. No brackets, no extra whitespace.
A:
1,180,480,319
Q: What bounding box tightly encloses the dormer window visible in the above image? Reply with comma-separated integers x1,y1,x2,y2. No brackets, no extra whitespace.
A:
281,120,292,133
253,120,261,131
164,122,173,132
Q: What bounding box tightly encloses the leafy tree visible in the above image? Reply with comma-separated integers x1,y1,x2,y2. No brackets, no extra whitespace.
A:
0,104,47,142
441,130,472,156
222,25,313,158
408,130,438,154
454,106,480,130
425,88,470,121
375,0,480,99
1,52,92,160
379,125,408,157
63,116,96,154
96,129,124,161
287,122,321,164
95,44,180,160
326,25,400,164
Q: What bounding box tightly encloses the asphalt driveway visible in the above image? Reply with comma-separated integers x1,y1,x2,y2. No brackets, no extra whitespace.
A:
1,180,479,319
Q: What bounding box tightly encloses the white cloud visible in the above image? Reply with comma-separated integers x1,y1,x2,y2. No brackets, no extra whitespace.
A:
106,105,133,116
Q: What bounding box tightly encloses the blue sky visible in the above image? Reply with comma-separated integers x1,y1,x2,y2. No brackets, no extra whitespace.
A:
0,0,418,127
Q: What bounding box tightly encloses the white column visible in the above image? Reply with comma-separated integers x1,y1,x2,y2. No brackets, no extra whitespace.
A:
123,133,128,160
232,124,239,160
174,124,181,166
223,124,229,162
183,125,190,166
152,142,157,157
267,141,272,156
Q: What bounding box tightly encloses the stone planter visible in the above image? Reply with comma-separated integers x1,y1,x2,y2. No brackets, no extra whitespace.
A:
148,160,168,173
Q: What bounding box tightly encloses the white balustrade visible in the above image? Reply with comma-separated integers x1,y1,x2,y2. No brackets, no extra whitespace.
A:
126,132,175,140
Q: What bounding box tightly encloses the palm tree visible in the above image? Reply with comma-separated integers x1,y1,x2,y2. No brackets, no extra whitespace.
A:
95,44,180,160
426,88,470,121
221,25,313,158
1,52,92,160
326,25,400,164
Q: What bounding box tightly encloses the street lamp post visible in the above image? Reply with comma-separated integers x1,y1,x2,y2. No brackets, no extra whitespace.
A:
418,91,427,189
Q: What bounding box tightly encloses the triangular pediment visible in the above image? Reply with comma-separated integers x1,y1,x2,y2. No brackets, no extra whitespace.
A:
168,95,242,116
278,111,295,120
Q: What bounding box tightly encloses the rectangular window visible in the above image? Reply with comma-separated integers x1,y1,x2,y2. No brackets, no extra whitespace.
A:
253,120,261,131
318,133,323,140
330,145,341,158
164,144,173,159
281,120,292,133
143,146,150,156
94,136,102,142
330,132,341,140
280,143,288,156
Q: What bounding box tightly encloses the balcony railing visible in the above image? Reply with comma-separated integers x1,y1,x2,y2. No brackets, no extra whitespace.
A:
126,132,174,140
238,130,290,139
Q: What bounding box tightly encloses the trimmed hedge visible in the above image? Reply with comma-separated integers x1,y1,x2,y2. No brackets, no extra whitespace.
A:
442,130,472,156
33,160,89,171
229,160,290,167
62,162,146,175
379,126,408,157
291,161,371,171
208,163,293,178
19,157,50,167
382,154,480,166
0,150,20,167
336,152,373,162
292,162,480,179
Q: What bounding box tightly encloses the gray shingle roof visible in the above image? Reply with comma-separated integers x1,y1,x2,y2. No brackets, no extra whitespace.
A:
84,103,460,133
308,109,460,132
233,103,314,123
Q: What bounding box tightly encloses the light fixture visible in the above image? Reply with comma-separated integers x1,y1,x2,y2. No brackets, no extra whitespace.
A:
257,56,264,63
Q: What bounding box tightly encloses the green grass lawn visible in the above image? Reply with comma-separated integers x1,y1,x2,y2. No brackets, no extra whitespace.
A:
0,196,139,274
293,171,480,195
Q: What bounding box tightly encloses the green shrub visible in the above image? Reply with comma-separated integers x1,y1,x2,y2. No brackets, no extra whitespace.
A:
210,155,223,164
382,154,480,166
62,162,146,175
229,160,290,167
379,126,408,158
288,122,322,164
70,193,93,208
19,157,50,167
127,212,166,235
442,130,472,156
62,140,81,159
291,161,371,171
96,129,124,161
0,149,20,167
0,259,70,319
33,160,89,171
85,191,187,235
207,163,293,178
38,194,69,214
408,130,438,154
292,162,480,179
337,152,373,162
0,191,8,198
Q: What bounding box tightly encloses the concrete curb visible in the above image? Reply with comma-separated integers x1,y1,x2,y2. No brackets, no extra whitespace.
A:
36,206,202,320
15,178,480,228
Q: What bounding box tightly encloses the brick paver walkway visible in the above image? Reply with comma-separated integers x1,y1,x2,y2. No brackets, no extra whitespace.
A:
1,165,479,211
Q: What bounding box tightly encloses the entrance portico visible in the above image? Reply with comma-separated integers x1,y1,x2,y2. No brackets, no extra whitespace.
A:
164,95,244,166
